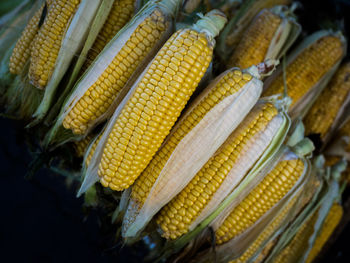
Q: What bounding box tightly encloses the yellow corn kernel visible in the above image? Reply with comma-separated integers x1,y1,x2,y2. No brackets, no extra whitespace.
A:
62,9,169,135
82,0,135,70
231,193,300,263
98,28,214,191
262,35,344,107
9,1,53,74
156,103,278,240
29,0,81,89
304,63,350,139
227,9,282,69
85,133,102,166
74,135,93,157
306,203,343,263
131,69,253,210
215,158,304,245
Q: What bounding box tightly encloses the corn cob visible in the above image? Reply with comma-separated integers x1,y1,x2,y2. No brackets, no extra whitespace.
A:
131,66,261,215
82,0,136,71
74,134,93,157
29,0,82,89
273,211,318,263
62,0,178,135
9,1,53,75
305,203,343,263
215,153,305,245
156,102,284,240
262,34,344,107
230,193,300,263
222,0,291,50
304,63,350,140
96,10,226,191
227,9,282,69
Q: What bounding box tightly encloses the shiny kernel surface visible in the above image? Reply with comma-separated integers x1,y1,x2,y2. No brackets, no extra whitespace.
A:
304,63,350,139
62,10,168,135
97,28,213,191
228,9,282,69
131,69,251,208
156,103,278,240
216,158,304,245
262,35,344,106
29,0,81,89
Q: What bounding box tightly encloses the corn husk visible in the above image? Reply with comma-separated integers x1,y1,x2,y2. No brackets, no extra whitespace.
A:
43,0,179,148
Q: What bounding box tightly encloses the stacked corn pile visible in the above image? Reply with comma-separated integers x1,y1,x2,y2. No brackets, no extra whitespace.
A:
1,0,350,262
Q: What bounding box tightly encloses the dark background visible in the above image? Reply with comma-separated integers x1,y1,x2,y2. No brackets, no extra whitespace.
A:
2,0,350,262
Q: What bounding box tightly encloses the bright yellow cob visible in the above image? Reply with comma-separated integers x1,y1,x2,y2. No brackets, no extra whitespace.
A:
304,63,350,139
131,69,253,209
82,0,136,70
262,35,344,107
227,9,282,69
9,1,53,75
97,10,226,191
62,2,175,135
273,211,318,263
156,103,281,240
215,157,305,245
305,203,343,263
74,135,93,157
230,193,300,263
29,0,81,89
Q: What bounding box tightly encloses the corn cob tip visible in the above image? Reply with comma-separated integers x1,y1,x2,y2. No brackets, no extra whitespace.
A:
194,10,227,39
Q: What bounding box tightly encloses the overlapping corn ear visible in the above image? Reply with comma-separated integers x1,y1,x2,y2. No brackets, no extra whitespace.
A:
264,159,345,263
46,0,180,147
262,30,347,119
304,62,350,145
79,10,228,200
29,0,115,124
227,5,300,70
74,134,94,157
156,101,289,241
305,202,343,263
121,62,277,239
197,137,313,263
217,0,292,59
